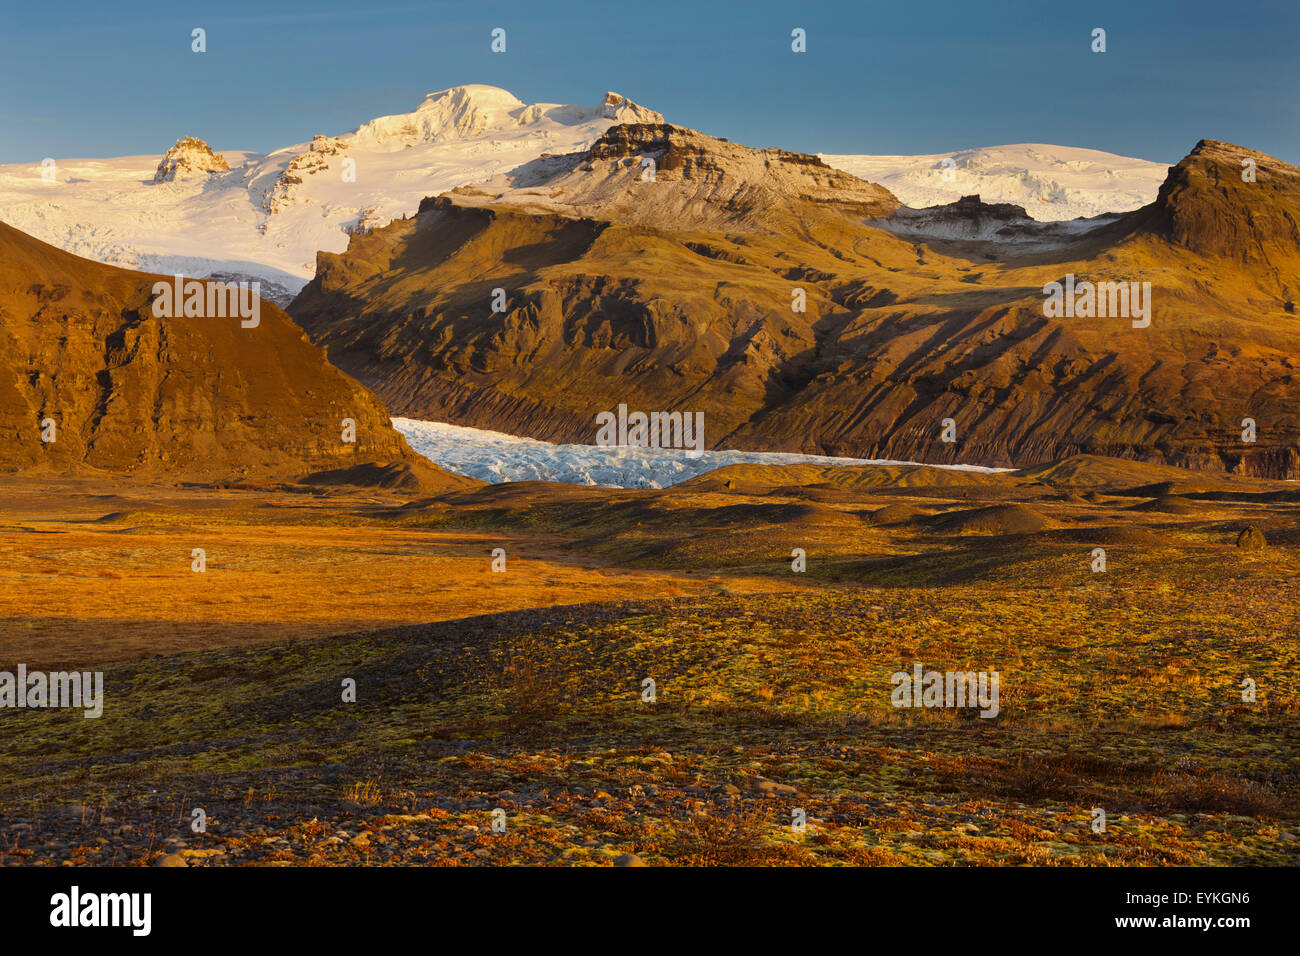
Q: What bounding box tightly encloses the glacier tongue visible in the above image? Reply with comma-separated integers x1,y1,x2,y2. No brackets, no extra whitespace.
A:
393,418,1011,489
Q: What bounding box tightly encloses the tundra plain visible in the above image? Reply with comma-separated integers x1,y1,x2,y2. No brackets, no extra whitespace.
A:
1,455,1296,866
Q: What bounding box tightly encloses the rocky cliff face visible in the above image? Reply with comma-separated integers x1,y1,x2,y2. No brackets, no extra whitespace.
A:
289,128,1300,478
0,221,457,484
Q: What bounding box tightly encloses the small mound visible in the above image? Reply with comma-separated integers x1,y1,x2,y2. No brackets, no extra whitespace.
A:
766,484,852,504
1018,455,1204,492
299,460,479,493
1130,495,1199,515
869,503,923,526
1048,525,1168,547
668,472,775,496
701,502,855,528
932,503,1048,535
442,480,609,506
1123,481,1179,498
1119,480,1227,499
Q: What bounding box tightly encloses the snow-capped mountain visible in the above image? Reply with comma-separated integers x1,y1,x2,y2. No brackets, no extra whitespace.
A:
350,85,661,146
821,143,1170,221
0,86,662,301
393,419,1010,489
0,87,1170,302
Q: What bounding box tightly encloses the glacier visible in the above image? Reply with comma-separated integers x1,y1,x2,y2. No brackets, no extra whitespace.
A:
393,418,1011,489
821,143,1170,222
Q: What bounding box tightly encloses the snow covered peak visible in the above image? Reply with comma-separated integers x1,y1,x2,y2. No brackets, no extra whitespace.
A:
348,86,663,147
420,84,525,111
416,85,525,131
348,85,520,146
152,137,230,183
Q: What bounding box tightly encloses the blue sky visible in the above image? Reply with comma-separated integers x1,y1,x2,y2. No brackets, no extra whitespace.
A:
1,0,1296,164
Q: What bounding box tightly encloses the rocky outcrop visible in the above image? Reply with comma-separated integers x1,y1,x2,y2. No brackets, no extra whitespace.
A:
597,92,662,125
445,122,900,233
1126,140,1300,263
344,206,384,237
1237,526,1268,550
153,137,230,183
262,135,349,215
1101,140,1300,315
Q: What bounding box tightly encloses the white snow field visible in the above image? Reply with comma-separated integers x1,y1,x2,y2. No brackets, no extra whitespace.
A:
0,86,1170,298
821,143,1170,221
393,418,1011,489
0,86,661,298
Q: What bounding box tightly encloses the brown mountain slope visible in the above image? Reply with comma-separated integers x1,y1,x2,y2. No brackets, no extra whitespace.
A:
290,126,1300,477
0,221,470,488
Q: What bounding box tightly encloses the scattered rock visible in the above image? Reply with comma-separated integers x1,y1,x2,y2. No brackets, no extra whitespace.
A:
753,779,798,799
614,853,646,867
155,853,188,867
